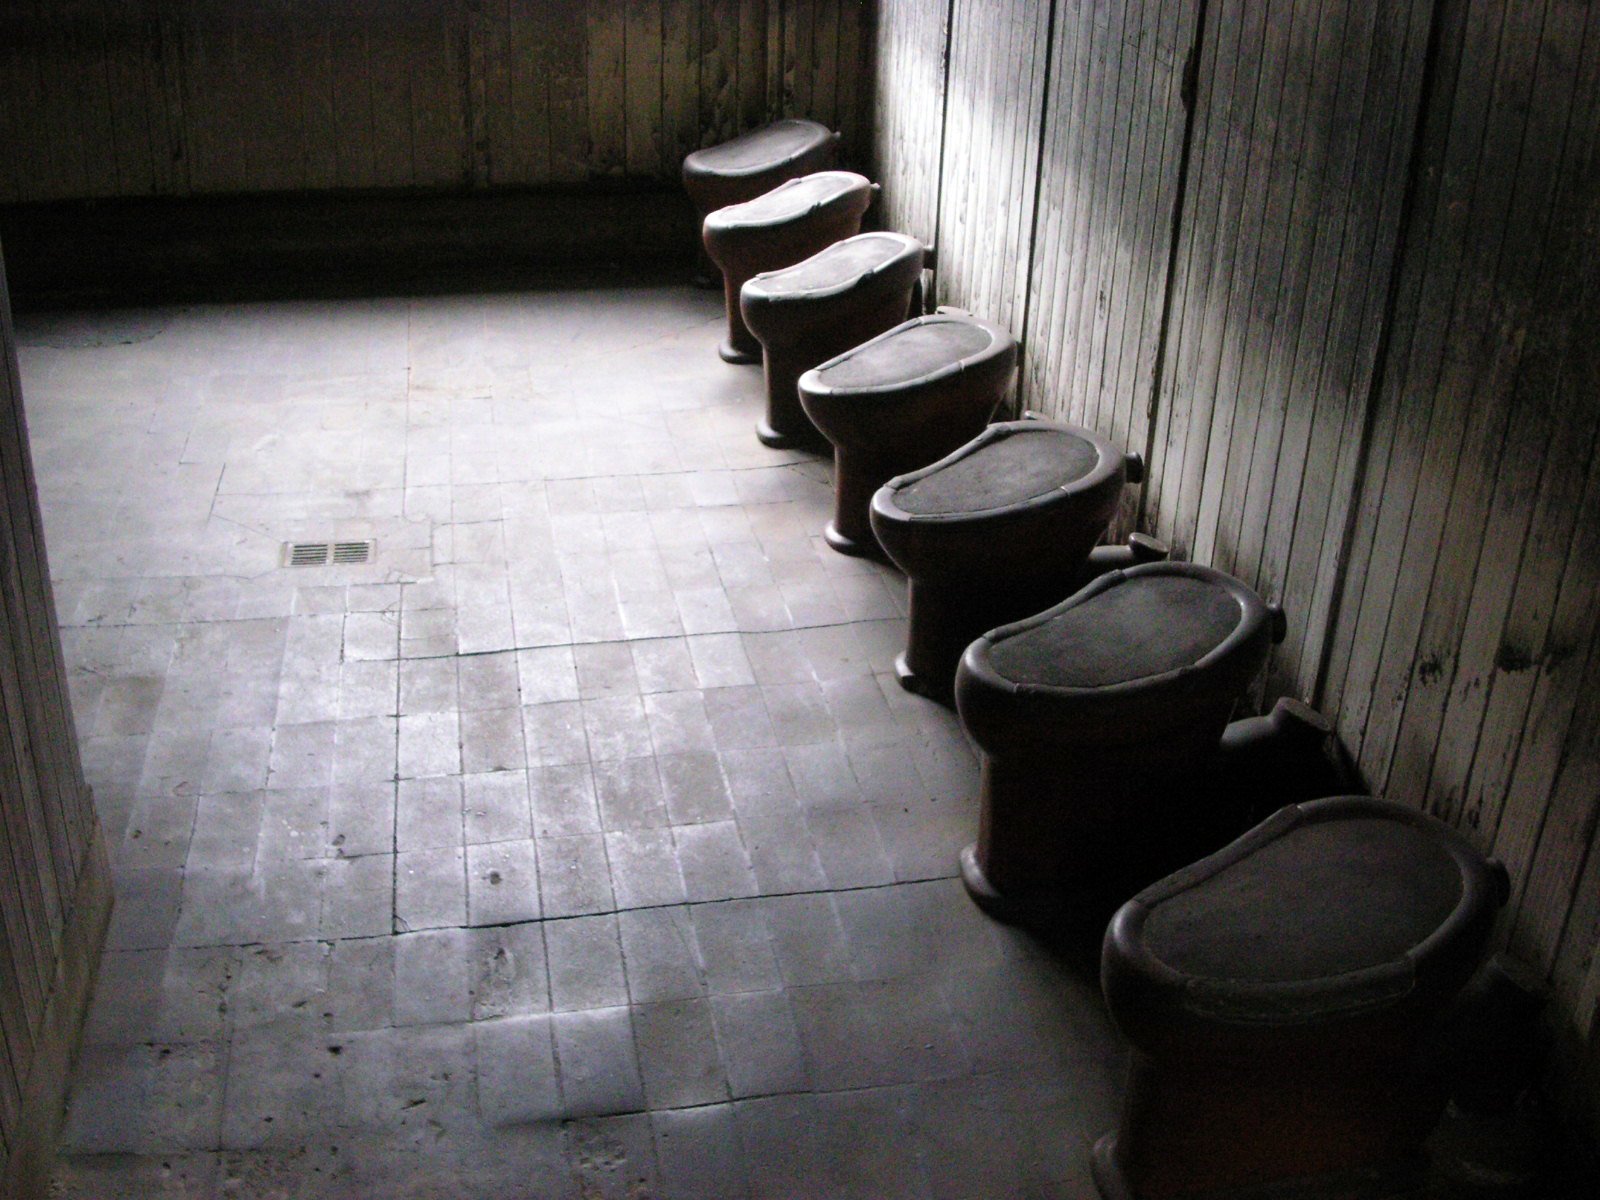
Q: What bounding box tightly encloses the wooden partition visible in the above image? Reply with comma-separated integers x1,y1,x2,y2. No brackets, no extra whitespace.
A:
874,0,1600,1138
0,1,873,203
0,241,110,1197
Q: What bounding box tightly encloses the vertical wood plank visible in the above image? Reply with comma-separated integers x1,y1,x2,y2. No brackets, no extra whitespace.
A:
545,0,590,183
328,0,378,188
58,0,123,198
111,0,174,197
408,0,469,188
699,0,741,151
662,0,701,174
834,0,865,163
588,0,627,177
469,0,504,187
1402,0,1596,829
935,0,1051,330
365,0,419,186
293,0,339,190
738,0,771,129
624,0,665,177
870,0,949,245
177,0,243,193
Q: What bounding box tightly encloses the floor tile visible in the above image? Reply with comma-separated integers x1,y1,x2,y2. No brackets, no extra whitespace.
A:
30,287,1126,1198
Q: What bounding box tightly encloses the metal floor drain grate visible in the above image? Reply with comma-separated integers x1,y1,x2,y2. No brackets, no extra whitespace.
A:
284,540,374,567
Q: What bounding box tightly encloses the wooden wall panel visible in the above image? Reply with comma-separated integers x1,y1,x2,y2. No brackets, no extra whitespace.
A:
934,0,1051,333
1022,0,1197,531
873,0,1600,1138
870,0,947,245
1145,0,1429,703
0,240,105,1192
0,1,872,201
1319,0,1600,1118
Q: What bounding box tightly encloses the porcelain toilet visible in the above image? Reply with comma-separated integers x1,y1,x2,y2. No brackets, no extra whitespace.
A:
1096,795,1509,1199
702,171,876,364
682,119,840,284
798,309,1017,552
870,418,1146,700
739,232,928,450
953,561,1284,921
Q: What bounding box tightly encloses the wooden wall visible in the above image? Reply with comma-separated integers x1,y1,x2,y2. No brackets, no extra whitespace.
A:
0,239,109,1195
874,0,1600,1138
0,0,873,203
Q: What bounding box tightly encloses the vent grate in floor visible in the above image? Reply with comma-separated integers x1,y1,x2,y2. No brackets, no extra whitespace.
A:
284,540,374,567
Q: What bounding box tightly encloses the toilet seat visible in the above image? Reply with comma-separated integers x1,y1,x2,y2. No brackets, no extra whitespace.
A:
800,310,1017,555
702,171,876,364
1096,795,1508,1198
682,119,840,209
953,562,1282,919
740,232,927,449
870,419,1139,698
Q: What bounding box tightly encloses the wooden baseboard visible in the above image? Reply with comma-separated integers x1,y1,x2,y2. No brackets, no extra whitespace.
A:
3,822,112,1200
0,185,699,309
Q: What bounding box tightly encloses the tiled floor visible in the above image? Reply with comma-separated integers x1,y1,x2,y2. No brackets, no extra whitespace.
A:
17,279,1123,1199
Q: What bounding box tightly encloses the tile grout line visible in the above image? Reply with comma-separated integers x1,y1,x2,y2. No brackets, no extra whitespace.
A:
160,867,969,954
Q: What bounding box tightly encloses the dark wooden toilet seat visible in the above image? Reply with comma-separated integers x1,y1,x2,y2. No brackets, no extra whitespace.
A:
1097,795,1509,1199
702,171,875,364
800,309,1017,557
869,418,1141,700
740,232,926,450
682,119,840,214
953,562,1283,921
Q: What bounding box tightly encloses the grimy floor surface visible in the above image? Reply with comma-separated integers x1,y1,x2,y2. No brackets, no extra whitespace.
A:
17,280,1122,1199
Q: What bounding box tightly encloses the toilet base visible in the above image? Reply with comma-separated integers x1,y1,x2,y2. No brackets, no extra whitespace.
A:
824,520,881,559
1091,1140,1135,1200
756,415,828,452
959,842,1019,922
894,649,945,703
720,338,761,365
1092,1134,1428,1200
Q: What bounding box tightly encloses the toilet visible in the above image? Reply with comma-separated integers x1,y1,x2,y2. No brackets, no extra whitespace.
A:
739,232,928,450
1096,795,1509,1199
870,418,1146,699
682,119,840,286
682,118,841,228
799,309,1017,551
702,171,876,364
953,561,1284,921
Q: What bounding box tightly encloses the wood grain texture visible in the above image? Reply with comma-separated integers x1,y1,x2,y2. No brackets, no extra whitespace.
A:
870,0,948,245
1024,0,1198,535
933,0,1051,332
0,1,864,200
0,241,105,1198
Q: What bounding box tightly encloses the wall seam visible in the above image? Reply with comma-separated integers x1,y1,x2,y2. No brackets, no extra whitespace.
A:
1014,0,1061,413
928,0,959,302
1134,0,1210,534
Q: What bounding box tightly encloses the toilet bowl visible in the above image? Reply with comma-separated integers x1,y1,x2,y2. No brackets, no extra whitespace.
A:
799,310,1017,552
1096,795,1509,1199
682,119,841,286
702,171,876,364
953,561,1284,921
740,232,928,450
870,418,1145,699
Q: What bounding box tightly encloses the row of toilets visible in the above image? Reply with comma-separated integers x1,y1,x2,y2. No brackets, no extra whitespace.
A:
684,121,1514,1199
